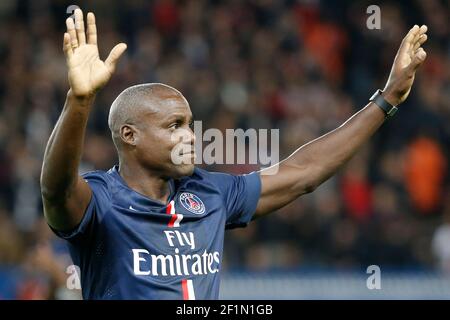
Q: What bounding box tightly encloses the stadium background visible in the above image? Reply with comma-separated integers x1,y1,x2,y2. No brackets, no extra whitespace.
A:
0,0,448,299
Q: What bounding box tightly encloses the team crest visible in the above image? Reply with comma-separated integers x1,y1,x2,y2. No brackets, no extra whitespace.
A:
179,192,205,215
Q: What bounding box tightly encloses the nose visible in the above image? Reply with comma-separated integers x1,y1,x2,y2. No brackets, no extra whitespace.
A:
190,128,196,145
179,127,195,145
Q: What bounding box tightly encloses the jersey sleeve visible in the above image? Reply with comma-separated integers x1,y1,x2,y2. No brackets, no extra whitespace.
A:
204,169,261,229
51,170,112,243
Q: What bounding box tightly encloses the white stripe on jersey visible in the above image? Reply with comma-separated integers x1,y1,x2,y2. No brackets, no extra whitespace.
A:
187,279,196,300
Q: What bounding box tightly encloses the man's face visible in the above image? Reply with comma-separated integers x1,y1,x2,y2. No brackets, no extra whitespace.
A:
133,95,196,179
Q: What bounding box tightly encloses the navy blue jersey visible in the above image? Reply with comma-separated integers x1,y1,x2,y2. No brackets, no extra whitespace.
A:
53,166,261,300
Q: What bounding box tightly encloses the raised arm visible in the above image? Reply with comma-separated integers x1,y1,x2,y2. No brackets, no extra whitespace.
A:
40,9,126,231
255,25,428,217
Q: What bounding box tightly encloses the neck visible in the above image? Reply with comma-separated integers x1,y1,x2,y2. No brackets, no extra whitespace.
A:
118,161,171,204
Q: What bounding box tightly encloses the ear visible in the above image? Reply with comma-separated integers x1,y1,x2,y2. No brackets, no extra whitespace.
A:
120,124,138,146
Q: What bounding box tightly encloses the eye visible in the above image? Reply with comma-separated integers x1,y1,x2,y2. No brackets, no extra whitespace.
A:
189,120,194,129
169,120,183,129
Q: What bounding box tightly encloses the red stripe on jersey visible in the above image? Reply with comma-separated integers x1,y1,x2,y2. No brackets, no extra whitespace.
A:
168,214,177,228
166,201,178,227
181,279,189,300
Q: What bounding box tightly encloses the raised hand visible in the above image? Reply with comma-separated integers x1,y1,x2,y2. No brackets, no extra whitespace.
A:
63,9,127,98
383,25,428,106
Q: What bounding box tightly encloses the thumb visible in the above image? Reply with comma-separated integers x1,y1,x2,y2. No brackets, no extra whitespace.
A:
105,43,127,74
408,48,427,73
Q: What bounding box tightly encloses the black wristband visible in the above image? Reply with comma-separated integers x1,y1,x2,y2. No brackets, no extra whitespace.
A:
369,89,398,118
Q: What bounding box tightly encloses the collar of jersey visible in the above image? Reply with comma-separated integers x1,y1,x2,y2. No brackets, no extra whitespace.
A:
110,165,177,209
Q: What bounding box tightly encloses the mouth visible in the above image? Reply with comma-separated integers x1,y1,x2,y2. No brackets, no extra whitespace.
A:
183,152,195,155
170,144,196,165
179,151,196,162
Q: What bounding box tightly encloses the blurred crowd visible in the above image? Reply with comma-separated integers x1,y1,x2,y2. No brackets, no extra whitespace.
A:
0,0,448,299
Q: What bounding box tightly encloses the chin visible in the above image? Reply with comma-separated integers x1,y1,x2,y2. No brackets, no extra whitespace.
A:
173,163,195,178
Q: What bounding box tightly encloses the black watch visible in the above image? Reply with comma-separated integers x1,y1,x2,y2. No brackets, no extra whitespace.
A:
369,89,398,118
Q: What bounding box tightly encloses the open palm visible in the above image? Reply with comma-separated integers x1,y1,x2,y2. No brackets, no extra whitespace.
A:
64,9,127,97
384,25,428,105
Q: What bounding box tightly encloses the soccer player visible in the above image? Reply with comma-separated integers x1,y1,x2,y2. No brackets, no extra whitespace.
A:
40,9,428,299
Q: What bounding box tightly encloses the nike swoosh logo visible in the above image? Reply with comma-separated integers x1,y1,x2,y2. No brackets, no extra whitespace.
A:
129,205,138,211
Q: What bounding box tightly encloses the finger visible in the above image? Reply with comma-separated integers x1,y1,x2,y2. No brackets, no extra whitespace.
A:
66,17,78,49
408,48,427,72
398,25,419,56
411,25,427,59
63,32,73,60
86,12,97,45
74,8,86,45
413,34,427,51
105,43,127,74
419,25,428,35
412,25,428,47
